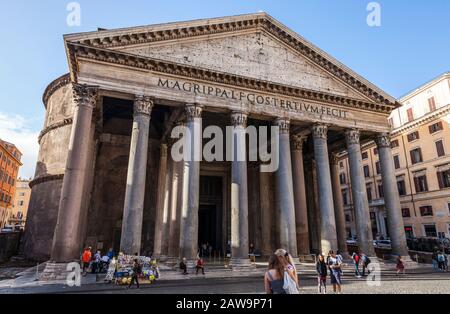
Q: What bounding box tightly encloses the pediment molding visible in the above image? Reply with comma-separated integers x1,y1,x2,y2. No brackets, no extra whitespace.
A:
68,42,393,114
64,13,398,109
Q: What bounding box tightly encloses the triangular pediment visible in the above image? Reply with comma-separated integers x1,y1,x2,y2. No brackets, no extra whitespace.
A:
65,13,398,107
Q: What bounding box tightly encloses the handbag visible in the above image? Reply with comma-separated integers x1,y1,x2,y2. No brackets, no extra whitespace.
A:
283,271,299,294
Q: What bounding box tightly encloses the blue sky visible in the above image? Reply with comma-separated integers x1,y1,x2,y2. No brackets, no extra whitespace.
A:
0,0,449,177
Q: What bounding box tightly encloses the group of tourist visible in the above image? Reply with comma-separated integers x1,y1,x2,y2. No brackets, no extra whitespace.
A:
81,247,115,276
180,257,206,275
315,250,344,294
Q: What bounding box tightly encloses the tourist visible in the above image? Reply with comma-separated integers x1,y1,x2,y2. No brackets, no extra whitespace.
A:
81,247,92,276
351,251,362,278
180,257,188,275
437,251,446,271
128,259,141,289
361,253,371,276
196,257,205,275
336,250,344,263
432,251,439,271
274,248,299,292
107,248,115,260
92,250,101,274
264,255,286,294
316,254,328,294
445,254,449,272
328,251,343,294
396,255,405,276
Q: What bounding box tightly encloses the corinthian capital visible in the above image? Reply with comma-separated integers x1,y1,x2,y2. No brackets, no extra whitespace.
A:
134,95,154,116
230,111,248,127
185,104,203,121
275,118,290,135
345,129,360,146
329,153,339,166
72,83,98,108
291,134,307,151
375,133,391,148
311,124,328,139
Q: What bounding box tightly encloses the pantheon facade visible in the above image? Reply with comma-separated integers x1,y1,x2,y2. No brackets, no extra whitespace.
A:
24,13,410,270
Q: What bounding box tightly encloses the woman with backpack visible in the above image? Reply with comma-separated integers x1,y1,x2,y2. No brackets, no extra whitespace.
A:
316,254,328,294
264,255,286,294
274,249,300,291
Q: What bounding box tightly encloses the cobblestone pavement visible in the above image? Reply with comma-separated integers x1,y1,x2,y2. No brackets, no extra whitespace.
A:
1,269,449,294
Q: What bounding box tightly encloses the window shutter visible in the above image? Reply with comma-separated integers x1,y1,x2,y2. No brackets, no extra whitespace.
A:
418,148,423,162
436,140,445,157
414,177,419,193
437,172,444,189
410,150,415,164
429,125,433,134
438,121,443,131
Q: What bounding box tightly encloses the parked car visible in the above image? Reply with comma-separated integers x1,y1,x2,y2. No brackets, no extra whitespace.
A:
346,239,357,246
374,240,391,249
407,237,450,254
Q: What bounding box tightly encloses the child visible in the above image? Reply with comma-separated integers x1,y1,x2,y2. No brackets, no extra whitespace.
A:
316,254,328,294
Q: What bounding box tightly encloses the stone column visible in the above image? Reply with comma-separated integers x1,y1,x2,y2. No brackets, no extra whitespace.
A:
330,153,349,257
275,118,298,257
376,209,388,238
230,111,251,268
153,144,168,258
50,84,98,263
168,150,183,260
259,165,274,256
291,135,310,257
311,124,338,254
345,129,376,257
120,95,153,255
375,133,410,258
160,156,173,257
179,104,203,264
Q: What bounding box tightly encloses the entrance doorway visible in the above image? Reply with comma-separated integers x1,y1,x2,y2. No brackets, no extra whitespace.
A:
198,176,223,257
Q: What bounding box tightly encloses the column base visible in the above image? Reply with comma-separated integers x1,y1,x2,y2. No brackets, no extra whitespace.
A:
39,262,74,281
298,254,315,263
229,258,256,271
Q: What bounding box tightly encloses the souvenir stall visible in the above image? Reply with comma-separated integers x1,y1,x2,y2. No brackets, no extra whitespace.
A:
105,254,160,285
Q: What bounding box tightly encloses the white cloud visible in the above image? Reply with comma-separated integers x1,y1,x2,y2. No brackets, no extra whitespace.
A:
0,112,39,179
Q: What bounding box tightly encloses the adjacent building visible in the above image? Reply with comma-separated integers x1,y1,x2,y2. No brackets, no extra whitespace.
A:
340,72,450,240
8,178,32,230
0,139,22,229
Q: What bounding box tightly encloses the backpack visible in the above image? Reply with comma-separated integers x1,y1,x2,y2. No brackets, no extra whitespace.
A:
438,254,445,262
283,271,299,294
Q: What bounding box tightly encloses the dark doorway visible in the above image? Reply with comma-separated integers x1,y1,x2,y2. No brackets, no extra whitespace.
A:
198,176,223,256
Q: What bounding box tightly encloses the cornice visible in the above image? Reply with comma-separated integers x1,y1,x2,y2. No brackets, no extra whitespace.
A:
68,42,394,115
391,104,450,136
38,118,73,144
65,14,398,109
29,173,64,189
42,73,71,109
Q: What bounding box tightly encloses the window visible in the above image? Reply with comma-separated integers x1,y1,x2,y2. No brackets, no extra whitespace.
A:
435,140,445,157
340,161,344,169
414,175,429,193
375,161,381,175
19,192,25,197
407,108,414,122
397,179,406,196
410,148,423,164
342,190,348,206
18,201,24,206
402,208,411,218
429,121,443,134
390,139,399,149
437,169,450,189
345,214,351,223
362,151,368,160
378,182,384,198
363,165,370,178
423,224,437,237
404,226,414,239
374,148,378,155
428,97,436,111
393,155,400,169
407,131,420,142
339,173,346,185
366,185,372,202
420,206,433,217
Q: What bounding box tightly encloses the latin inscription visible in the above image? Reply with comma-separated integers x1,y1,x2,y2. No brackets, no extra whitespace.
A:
158,78,349,119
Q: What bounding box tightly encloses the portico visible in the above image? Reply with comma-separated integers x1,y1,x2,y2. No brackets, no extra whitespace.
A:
26,13,411,276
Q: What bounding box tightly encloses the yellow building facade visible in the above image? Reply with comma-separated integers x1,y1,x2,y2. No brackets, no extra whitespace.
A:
340,72,450,240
